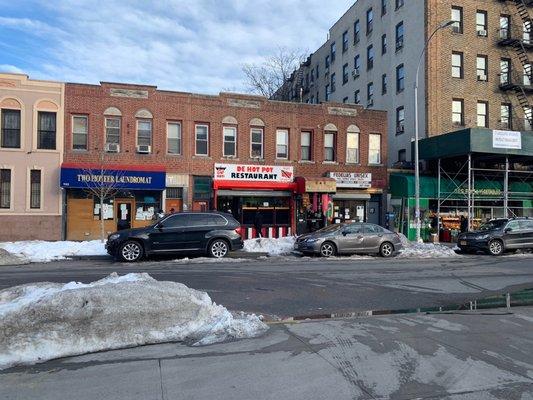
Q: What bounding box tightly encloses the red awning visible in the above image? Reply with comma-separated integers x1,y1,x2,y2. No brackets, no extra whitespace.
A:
213,180,298,192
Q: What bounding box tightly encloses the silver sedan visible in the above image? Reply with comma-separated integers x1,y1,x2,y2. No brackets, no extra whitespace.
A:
294,222,402,257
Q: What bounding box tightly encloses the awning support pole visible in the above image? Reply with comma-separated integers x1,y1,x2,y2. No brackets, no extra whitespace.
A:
437,158,441,236
504,156,509,218
467,153,472,232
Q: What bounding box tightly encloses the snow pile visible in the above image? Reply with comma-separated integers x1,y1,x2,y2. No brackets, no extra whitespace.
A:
0,240,107,262
243,236,296,256
0,273,268,370
397,233,460,258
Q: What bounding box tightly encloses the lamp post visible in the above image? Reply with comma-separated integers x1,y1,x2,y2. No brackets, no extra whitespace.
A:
414,20,454,243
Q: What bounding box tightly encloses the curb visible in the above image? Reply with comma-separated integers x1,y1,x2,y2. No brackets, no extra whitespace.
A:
67,252,269,261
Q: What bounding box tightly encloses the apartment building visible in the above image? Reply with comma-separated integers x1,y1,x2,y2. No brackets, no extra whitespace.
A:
0,73,65,241
274,0,533,166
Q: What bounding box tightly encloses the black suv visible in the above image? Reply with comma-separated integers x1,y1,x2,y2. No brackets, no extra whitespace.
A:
457,217,533,256
106,211,244,262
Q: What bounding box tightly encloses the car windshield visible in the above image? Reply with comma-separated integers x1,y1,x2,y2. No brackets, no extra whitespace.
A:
478,220,507,231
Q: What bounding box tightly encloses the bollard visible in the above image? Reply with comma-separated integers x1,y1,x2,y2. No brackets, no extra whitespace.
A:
506,293,511,309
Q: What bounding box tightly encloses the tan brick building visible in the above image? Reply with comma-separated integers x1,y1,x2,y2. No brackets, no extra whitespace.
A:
62,82,388,240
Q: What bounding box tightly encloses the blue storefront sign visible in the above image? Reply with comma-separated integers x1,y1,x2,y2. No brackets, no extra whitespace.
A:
60,167,166,190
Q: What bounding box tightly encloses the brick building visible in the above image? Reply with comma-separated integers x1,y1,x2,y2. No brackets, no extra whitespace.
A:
62,82,388,240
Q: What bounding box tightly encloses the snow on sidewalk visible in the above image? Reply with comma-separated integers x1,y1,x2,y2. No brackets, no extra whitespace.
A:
0,273,268,370
0,240,107,263
242,236,296,256
397,234,460,258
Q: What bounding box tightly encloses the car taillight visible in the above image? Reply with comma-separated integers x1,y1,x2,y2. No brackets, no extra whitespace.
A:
235,227,243,236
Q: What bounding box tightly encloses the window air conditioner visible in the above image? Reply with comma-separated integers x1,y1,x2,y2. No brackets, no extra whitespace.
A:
137,144,151,154
367,99,374,107
105,143,120,153
352,68,360,78
396,125,404,133
395,38,404,50
477,29,487,37
477,74,487,81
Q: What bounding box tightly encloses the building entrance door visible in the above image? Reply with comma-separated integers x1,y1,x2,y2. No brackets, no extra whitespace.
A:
116,200,133,230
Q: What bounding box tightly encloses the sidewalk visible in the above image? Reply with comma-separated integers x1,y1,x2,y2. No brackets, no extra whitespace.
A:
2,307,533,399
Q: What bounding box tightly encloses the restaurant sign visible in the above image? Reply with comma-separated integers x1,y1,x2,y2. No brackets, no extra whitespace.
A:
327,172,372,188
214,163,294,182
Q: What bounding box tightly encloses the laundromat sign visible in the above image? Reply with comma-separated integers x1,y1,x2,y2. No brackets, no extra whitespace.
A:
327,172,372,188
60,167,166,190
214,163,294,182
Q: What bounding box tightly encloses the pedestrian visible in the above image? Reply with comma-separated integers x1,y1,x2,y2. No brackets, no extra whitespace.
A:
254,208,263,238
460,215,468,233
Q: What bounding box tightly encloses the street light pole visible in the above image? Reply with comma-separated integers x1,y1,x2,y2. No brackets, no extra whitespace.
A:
414,20,454,243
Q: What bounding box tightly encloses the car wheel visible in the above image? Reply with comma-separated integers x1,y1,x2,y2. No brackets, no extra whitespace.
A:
379,242,394,258
320,242,337,257
488,239,504,256
209,239,229,258
119,240,143,262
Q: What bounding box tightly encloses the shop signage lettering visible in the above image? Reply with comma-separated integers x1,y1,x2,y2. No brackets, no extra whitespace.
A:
492,130,522,150
453,188,502,196
76,174,153,184
60,167,166,190
327,172,372,188
214,163,294,182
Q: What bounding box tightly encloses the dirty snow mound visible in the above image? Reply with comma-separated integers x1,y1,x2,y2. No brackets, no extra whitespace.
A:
0,240,107,262
243,236,296,256
397,233,460,258
0,273,268,370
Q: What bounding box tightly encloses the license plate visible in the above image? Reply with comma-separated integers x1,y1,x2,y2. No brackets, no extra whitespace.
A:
460,240,467,246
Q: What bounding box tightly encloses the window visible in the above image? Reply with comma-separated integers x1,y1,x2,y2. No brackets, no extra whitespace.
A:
301,131,312,161
72,115,88,150
167,122,181,155
524,21,532,44
331,42,336,62
324,132,335,161
0,169,11,209
137,120,152,149
396,64,405,92
30,169,41,209
325,55,330,69
343,97,348,104
476,55,488,81
395,22,404,51
501,58,511,84
223,126,236,157
382,34,387,54
477,101,488,127
37,111,56,150
369,134,381,164
316,64,319,78
500,15,510,39
451,6,463,34
382,74,387,94
452,52,463,78
195,124,209,156
343,63,349,84
501,103,512,129
396,106,405,133
276,129,289,159
310,96,315,104
354,19,360,43
342,30,349,52
1,109,21,148
354,54,361,71
525,107,532,130
396,0,404,9
346,131,359,163
310,69,315,83
524,63,532,86
476,11,487,36
250,128,263,158
325,85,330,101
452,99,464,125
366,8,373,34
354,90,361,104
381,0,387,15
398,149,406,162
331,73,336,92
105,117,120,145
367,45,374,70
367,82,374,106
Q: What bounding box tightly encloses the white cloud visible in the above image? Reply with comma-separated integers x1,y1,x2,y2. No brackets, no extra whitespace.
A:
1,0,355,94
0,64,24,74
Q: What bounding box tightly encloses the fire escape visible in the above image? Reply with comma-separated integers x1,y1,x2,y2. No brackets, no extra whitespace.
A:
497,0,533,130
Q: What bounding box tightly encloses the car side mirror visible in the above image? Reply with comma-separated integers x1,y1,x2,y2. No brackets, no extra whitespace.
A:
504,227,512,233
156,223,164,230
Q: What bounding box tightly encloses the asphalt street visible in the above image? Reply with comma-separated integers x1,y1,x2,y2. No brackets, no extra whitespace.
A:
1,253,533,319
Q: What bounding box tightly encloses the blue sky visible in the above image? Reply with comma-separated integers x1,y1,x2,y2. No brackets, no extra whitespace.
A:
0,0,354,94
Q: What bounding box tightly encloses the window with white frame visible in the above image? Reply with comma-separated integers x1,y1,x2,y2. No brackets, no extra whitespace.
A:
368,134,381,164
524,63,532,86
452,99,464,125
501,103,512,129
452,52,463,78
137,120,152,149
0,168,11,209
524,21,532,44
324,132,335,161
476,11,487,36
276,129,289,159
105,117,120,145
477,101,488,127
451,6,463,33
346,131,359,163
500,15,510,39
250,128,263,158
195,124,209,156
30,169,41,209
525,106,532,130
72,115,88,150
167,122,181,155
1,108,21,149
301,131,312,161
223,126,236,157
501,58,511,84
476,55,488,81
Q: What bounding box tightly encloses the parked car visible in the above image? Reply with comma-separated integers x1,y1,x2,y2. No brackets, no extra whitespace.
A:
106,211,243,262
457,217,533,256
294,222,403,257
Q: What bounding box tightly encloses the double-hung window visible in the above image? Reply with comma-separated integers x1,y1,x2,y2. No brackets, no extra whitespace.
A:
366,8,373,34
301,131,312,161
167,122,181,155
500,15,510,40
396,106,405,133
367,45,374,70
354,20,360,43
72,115,88,150
276,129,289,159
452,99,464,125
396,64,405,92
330,42,336,62
342,31,349,52
368,134,381,164
343,64,349,84
452,52,463,78
477,55,488,81
395,22,404,51
37,111,56,150
354,54,361,73
0,169,11,209
501,58,511,85
367,82,374,106
476,11,487,36
223,126,236,157
382,34,387,54
501,104,512,129
105,117,121,145
331,73,336,92
324,132,335,161
1,109,21,148
477,101,488,127
451,6,463,34
354,90,360,104
250,128,263,158
524,21,532,44
346,131,359,164
524,63,532,86
382,74,387,94
30,169,41,209
525,107,532,130
137,120,152,149
195,124,209,156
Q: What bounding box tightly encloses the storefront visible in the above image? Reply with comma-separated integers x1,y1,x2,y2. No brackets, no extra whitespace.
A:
60,163,166,240
213,163,298,239
295,177,336,234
